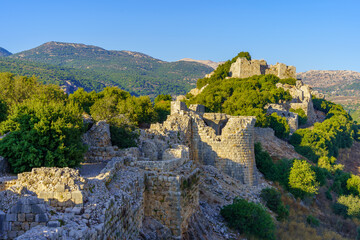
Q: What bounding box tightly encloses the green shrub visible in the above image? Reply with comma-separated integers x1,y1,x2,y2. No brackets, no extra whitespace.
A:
260,188,289,221
325,190,333,200
110,125,138,149
269,113,290,139
154,95,171,123
0,100,86,173
279,78,297,85
332,202,349,218
311,165,328,186
306,215,320,227
337,195,360,218
254,143,277,181
331,171,351,195
347,174,360,196
220,198,275,240
289,159,319,196
0,98,7,122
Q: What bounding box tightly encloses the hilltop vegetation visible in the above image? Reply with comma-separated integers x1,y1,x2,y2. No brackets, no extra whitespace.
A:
1,41,213,96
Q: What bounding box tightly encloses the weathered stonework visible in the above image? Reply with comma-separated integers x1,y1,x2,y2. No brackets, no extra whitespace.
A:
0,197,49,239
7,168,86,210
265,104,299,134
150,101,259,186
228,57,296,79
144,162,200,239
276,80,317,124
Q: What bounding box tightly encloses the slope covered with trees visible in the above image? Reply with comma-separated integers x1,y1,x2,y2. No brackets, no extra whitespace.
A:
2,41,213,97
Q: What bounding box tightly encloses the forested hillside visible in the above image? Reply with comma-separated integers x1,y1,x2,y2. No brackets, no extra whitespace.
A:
1,41,213,97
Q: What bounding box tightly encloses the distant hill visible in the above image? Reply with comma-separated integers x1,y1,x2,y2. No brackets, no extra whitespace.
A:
6,41,213,96
298,70,360,121
0,47,12,57
178,58,224,69
0,58,113,92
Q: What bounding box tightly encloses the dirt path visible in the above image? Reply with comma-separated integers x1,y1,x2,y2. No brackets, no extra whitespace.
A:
77,161,108,178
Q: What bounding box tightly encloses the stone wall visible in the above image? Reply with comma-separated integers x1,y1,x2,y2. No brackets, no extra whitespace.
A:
266,104,299,134
144,162,200,239
7,168,86,210
0,196,49,239
276,80,317,124
265,63,296,79
150,101,258,186
229,57,296,79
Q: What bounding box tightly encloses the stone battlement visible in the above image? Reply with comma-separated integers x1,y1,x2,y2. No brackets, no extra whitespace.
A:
228,57,296,79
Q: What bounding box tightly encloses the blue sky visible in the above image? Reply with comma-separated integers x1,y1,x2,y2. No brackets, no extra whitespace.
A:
1,0,360,72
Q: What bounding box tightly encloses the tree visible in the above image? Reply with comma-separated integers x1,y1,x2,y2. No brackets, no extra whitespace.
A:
289,159,319,195
221,198,275,240
0,99,86,173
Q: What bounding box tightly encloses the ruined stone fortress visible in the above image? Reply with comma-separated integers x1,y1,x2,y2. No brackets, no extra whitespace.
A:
0,57,321,239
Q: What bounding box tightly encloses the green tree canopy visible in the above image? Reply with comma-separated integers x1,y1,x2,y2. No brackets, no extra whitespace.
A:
0,99,86,173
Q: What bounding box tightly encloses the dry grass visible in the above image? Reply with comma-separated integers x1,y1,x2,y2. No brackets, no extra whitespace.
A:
275,188,354,240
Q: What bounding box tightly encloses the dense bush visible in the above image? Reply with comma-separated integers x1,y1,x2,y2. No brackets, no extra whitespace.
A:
260,188,289,221
0,100,86,173
331,171,351,195
221,198,275,240
279,78,297,85
154,94,172,123
289,160,319,196
347,174,360,196
68,88,99,114
0,98,7,122
110,125,138,149
269,113,290,139
306,215,320,227
337,195,360,218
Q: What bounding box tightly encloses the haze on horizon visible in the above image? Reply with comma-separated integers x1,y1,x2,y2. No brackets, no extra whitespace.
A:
1,0,360,73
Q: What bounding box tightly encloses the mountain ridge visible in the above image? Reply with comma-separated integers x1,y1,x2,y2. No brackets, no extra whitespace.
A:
3,41,214,96
0,47,12,57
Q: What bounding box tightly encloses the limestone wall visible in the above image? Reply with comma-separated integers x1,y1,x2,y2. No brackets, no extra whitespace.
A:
144,163,200,239
7,168,86,210
266,105,299,134
276,80,317,124
229,58,296,79
0,197,49,239
150,102,258,186
266,63,296,79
